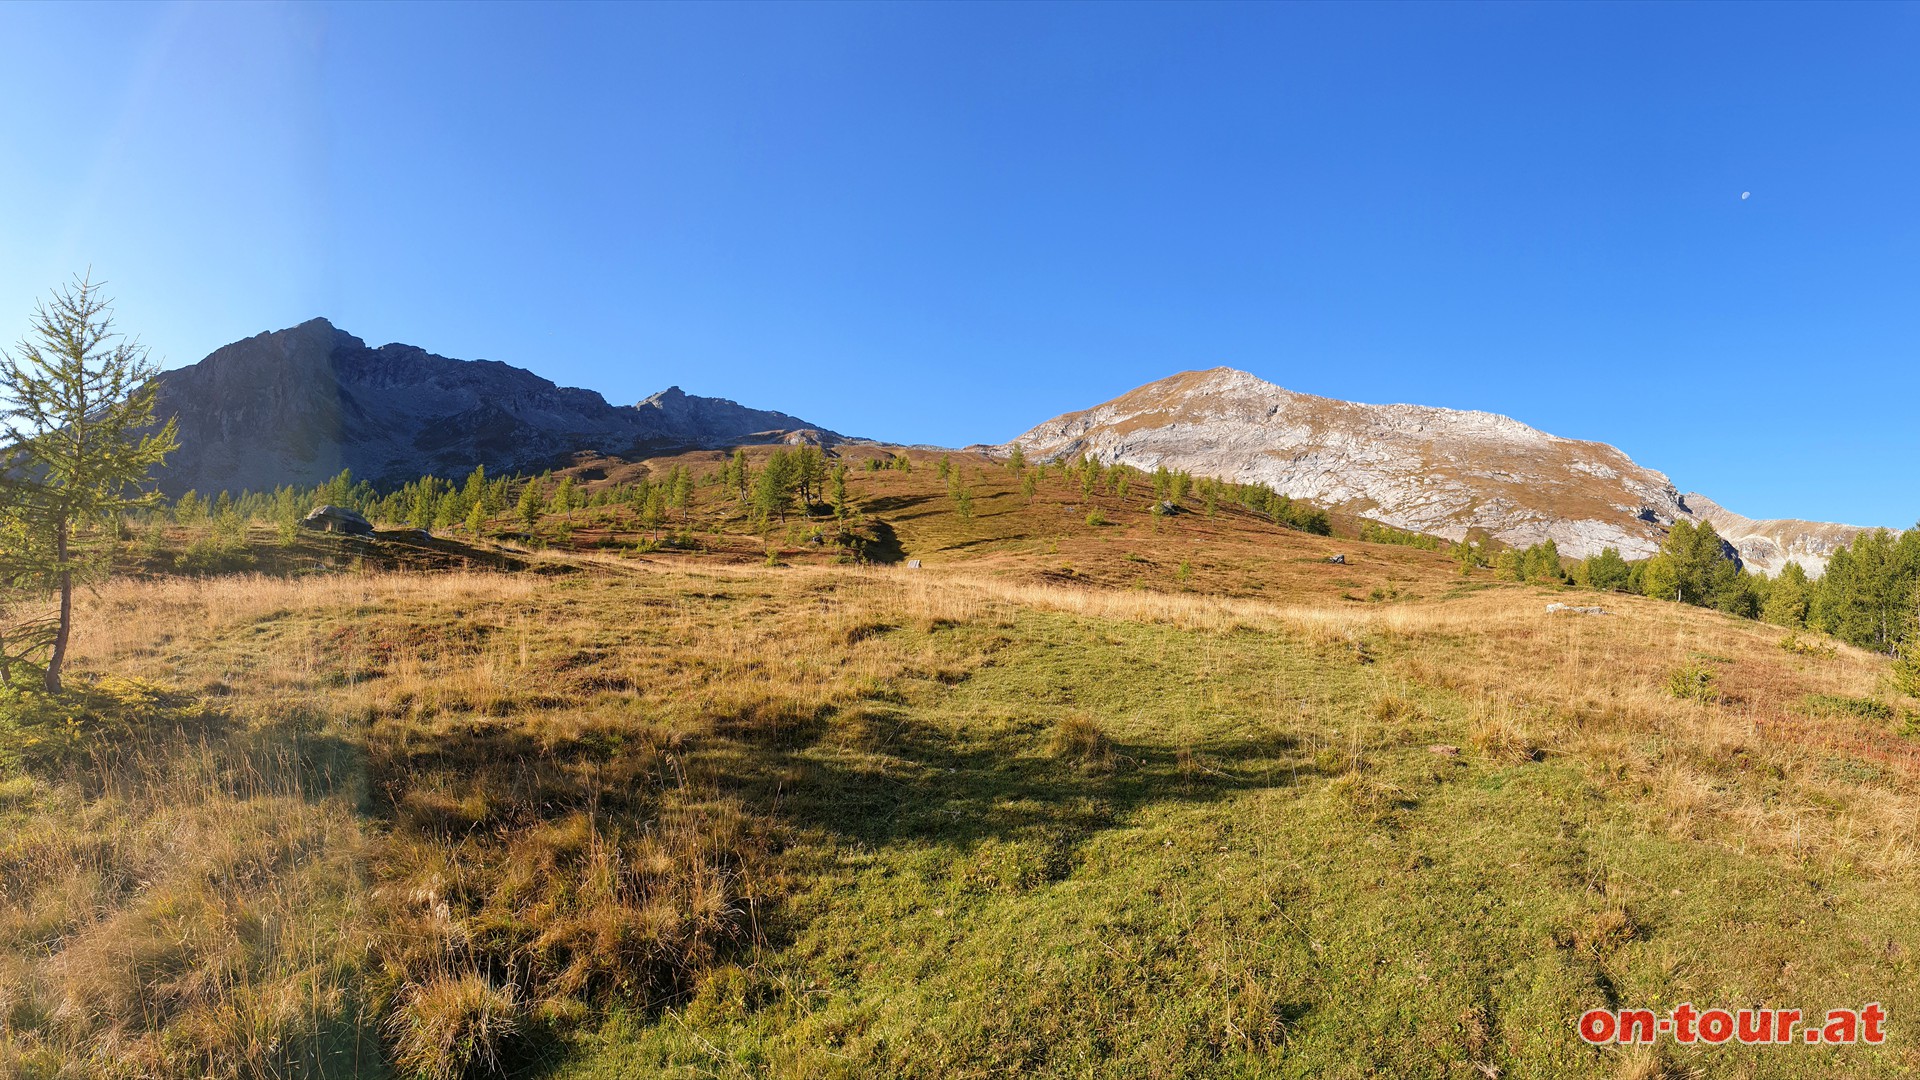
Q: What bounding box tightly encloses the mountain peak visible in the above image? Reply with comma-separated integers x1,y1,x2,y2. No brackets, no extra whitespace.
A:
639,386,688,406
1681,492,1869,576
1008,370,1862,572
149,325,851,495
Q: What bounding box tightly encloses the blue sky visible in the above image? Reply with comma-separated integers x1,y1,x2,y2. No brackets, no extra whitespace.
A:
2,2,1915,525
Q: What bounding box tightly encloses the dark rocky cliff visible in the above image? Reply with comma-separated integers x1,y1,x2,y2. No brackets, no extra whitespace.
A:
148,318,844,494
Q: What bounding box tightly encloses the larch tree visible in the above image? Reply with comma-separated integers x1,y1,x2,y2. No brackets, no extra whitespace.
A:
669,465,694,521
729,448,751,501
1584,547,1631,593
0,276,177,692
1761,561,1812,628
517,477,543,529
829,464,849,521
753,450,798,524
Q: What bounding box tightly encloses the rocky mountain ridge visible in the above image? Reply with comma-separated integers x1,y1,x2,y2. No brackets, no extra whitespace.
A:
1005,367,1870,575
149,318,846,495
149,325,1876,576
1680,493,1866,578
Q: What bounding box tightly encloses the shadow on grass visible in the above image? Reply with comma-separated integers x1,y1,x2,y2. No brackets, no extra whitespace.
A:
860,494,939,515
938,534,1031,552
0,679,370,807
769,704,1303,852
861,519,905,564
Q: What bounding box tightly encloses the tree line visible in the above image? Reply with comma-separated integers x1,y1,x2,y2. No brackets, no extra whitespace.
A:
1491,518,1919,677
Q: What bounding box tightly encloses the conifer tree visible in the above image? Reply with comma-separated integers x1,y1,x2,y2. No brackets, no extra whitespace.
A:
1495,549,1526,582
639,486,666,539
670,465,694,521
517,478,543,530
830,464,849,521
795,447,827,508
1761,561,1812,628
270,486,303,546
1171,470,1191,503
729,448,751,501
1453,541,1480,577
1640,554,1681,603
175,489,206,525
458,464,487,517
1584,547,1631,592
320,469,353,508
1810,528,1918,652
408,477,441,531
1524,539,1562,583
0,276,177,691
753,449,798,524
1893,583,1920,696
550,475,578,518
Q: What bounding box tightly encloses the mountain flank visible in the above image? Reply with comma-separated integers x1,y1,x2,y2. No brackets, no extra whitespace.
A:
149,318,847,496
1005,367,1869,574
149,325,1875,577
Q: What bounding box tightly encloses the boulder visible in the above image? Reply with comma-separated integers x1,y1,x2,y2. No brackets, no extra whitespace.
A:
1545,602,1611,616
301,505,373,536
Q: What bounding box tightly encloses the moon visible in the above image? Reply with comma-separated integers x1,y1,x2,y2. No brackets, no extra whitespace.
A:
1741,191,1751,200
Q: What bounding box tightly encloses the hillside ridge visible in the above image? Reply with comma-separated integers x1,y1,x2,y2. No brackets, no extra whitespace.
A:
1005,366,1870,573
148,318,849,495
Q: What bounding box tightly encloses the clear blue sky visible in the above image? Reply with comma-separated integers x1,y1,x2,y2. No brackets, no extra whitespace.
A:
2,2,1914,525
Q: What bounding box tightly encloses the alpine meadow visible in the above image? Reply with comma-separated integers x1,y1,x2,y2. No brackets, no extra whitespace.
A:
4,3,1919,1078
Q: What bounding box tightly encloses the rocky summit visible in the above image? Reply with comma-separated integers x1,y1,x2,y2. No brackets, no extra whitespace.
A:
1005,367,1867,573
148,318,845,496
1680,493,1866,578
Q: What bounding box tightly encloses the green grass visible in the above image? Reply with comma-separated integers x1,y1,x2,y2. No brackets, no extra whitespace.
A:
1803,693,1895,722
556,605,1920,1079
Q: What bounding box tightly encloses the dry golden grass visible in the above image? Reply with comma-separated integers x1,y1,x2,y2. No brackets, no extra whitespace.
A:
386,973,521,1080
0,562,1021,1075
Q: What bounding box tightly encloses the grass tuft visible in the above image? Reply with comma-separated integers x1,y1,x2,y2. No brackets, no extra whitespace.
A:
386,973,524,1080
1048,712,1114,771
1327,773,1408,822
1370,692,1425,724
1469,699,1543,763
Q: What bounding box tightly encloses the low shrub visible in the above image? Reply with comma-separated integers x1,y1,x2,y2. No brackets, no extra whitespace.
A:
1664,664,1719,704
1803,693,1894,722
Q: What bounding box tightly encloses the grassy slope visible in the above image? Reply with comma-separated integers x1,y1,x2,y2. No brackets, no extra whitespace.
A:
3,452,1918,1078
